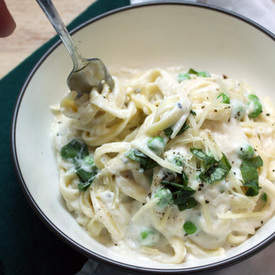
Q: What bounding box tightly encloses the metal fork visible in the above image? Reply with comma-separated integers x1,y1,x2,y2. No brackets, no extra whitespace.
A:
36,0,114,95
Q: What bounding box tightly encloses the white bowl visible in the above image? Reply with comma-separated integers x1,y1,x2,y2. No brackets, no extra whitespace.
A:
12,2,275,273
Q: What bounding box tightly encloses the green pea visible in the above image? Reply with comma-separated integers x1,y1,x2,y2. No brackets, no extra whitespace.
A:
147,137,165,156
247,94,262,118
173,156,184,167
83,155,95,166
153,188,173,209
231,99,246,121
217,93,230,104
183,221,197,235
140,227,160,246
238,144,254,160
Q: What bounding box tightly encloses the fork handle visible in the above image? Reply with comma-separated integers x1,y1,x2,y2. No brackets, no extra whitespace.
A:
36,0,87,71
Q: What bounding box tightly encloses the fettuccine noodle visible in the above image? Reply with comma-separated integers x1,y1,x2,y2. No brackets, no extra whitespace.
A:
52,67,275,263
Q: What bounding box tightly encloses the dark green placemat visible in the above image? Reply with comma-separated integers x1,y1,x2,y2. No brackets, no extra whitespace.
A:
0,0,129,274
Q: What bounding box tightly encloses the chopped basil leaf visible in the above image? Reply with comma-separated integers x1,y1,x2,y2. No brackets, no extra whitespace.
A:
78,181,92,191
161,180,189,190
76,168,93,182
219,153,232,173
169,157,189,186
198,71,210,77
243,181,260,196
161,180,197,211
182,171,189,186
190,110,197,116
192,149,231,184
209,167,228,182
125,149,157,170
261,192,267,202
178,122,190,135
177,73,191,83
76,168,97,182
188,68,198,75
60,140,97,192
240,156,263,196
240,162,259,183
178,197,198,211
188,68,210,77
183,221,197,235
172,188,196,203
75,156,98,191
249,156,263,168
164,127,173,138
199,165,226,184
190,148,216,167
217,93,230,104
61,139,89,160
248,94,262,118
164,122,189,138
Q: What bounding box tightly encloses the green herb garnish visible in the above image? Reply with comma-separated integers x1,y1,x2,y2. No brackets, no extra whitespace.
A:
190,110,197,116
177,69,210,83
164,122,189,138
240,156,263,196
177,73,191,83
160,180,197,211
172,156,189,185
60,140,98,191
190,148,216,167
78,181,94,191
178,123,190,135
188,68,210,77
125,149,157,170
76,168,94,183
172,188,196,203
61,139,88,160
200,167,227,184
183,221,197,235
164,127,173,138
261,192,268,202
161,180,190,190
219,153,232,172
191,149,231,184
182,171,189,186
178,197,198,211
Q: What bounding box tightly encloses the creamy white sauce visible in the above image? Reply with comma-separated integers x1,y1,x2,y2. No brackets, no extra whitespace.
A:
53,67,275,265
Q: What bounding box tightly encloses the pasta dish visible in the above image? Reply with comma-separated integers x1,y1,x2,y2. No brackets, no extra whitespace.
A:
52,67,275,263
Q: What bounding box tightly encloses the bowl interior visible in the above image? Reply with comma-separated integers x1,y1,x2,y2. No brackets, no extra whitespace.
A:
14,3,275,271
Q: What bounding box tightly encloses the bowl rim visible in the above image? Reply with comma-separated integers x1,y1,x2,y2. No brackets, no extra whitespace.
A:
11,1,275,273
